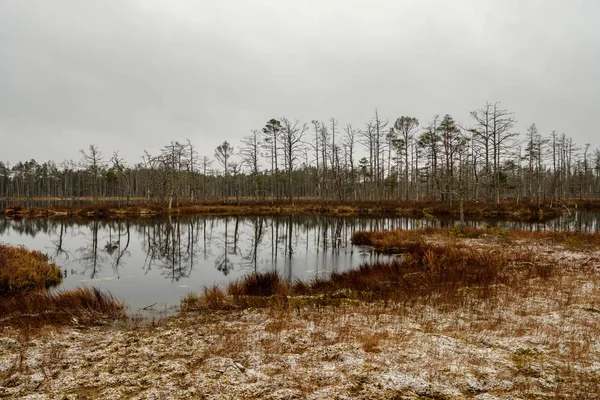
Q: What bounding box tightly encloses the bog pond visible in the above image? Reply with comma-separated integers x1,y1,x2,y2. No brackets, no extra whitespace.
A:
1,212,599,316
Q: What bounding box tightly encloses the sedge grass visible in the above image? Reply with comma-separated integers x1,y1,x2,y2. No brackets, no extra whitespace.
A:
181,229,564,313
0,244,62,295
0,287,125,328
0,244,124,328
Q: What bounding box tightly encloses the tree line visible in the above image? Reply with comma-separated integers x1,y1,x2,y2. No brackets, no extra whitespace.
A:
2,102,599,207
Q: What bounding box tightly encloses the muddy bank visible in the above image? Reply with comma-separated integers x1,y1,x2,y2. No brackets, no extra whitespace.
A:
2,199,565,222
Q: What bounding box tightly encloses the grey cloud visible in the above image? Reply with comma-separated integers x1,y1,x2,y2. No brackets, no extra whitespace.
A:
1,0,599,165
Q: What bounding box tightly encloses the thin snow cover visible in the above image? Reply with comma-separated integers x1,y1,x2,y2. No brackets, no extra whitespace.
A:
2,236,600,399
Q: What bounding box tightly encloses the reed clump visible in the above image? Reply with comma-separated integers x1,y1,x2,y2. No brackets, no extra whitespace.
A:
182,229,558,312
350,228,432,248
0,244,124,327
229,270,283,297
0,287,125,328
0,244,62,295
307,239,533,304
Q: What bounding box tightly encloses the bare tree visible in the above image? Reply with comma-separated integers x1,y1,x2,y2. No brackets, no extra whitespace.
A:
80,144,104,201
215,141,234,199
110,151,130,205
200,156,213,199
471,102,517,204
310,120,322,199
280,117,308,204
262,119,282,201
160,141,189,208
240,130,262,200
343,124,358,200
230,162,242,205
524,123,549,207
186,139,199,203
372,110,389,193
360,122,376,194
393,116,419,200
318,122,330,199
438,114,466,204
418,116,441,200
329,118,344,201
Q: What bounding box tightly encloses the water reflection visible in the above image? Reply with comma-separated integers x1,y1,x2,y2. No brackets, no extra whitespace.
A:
0,211,598,312
141,217,196,281
0,215,388,311
77,220,102,279
243,216,264,273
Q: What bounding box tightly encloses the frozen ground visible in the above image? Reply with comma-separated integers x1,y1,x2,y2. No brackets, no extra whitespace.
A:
2,237,599,399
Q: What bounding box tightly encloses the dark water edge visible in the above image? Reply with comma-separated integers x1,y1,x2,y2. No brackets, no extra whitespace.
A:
0,198,567,222
0,198,145,209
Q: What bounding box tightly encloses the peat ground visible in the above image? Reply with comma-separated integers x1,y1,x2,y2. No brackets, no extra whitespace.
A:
2,228,600,399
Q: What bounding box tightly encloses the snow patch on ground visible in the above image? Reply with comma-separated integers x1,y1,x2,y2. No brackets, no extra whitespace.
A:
2,238,600,399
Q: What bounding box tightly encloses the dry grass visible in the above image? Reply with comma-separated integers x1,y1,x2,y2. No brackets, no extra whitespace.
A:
182,228,577,315
3,228,600,398
352,226,600,251
0,287,125,328
0,244,62,295
173,253,600,398
2,198,566,220
228,270,284,297
0,244,124,329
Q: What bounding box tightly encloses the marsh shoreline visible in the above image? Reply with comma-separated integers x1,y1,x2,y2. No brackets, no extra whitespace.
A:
2,228,600,399
1,198,575,222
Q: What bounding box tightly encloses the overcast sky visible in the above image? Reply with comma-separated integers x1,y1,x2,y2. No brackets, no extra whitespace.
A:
1,0,599,166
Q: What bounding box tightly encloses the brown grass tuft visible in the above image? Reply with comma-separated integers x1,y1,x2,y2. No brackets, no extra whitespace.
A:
0,244,62,295
228,270,283,297
0,287,125,328
183,229,566,315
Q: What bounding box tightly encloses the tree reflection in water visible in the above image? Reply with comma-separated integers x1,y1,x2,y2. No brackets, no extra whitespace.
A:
1,211,600,294
77,220,102,279
52,220,69,261
106,220,131,278
214,216,241,275
141,216,198,282
242,216,265,272
72,220,133,280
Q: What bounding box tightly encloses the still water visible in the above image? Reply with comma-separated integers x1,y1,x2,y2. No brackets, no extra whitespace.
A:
1,212,599,315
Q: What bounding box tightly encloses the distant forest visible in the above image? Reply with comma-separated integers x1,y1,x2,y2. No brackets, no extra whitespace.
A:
2,103,599,207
